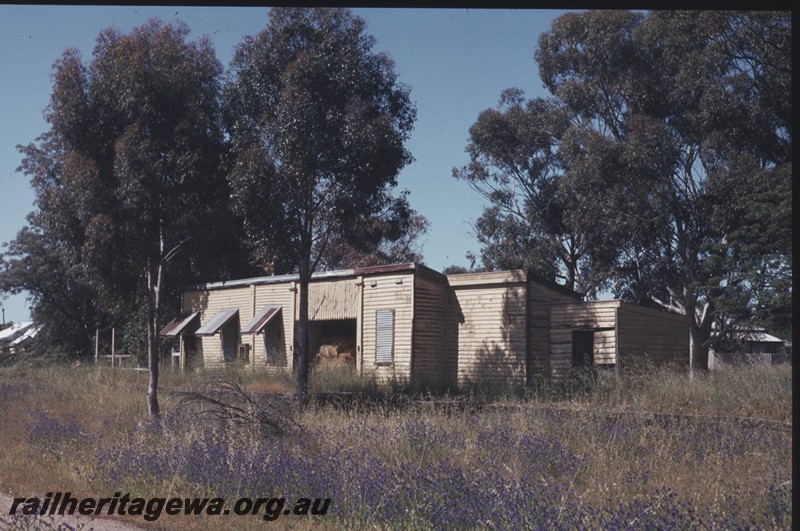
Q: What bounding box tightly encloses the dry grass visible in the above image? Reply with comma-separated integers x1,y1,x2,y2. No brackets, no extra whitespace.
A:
0,362,792,529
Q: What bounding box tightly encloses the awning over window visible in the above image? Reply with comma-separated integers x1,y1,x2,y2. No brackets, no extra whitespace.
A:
241,305,282,335
195,308,238,336
159,311,200,338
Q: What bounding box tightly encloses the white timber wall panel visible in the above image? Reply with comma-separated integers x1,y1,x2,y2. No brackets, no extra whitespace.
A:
253,283,296,371
527,281,583,380
617,303,689,367
361,273,414,383
550,301,622,378
412,275,448,387
185,287,252,369
453,284,527,387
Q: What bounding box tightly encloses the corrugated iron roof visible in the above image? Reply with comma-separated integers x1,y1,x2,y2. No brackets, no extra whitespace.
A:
733,331,784,343
195,308,238,336
353,262,416,275
0,322,34,342
241,305,282,335
10,325,41,346
159,311,200,337
184,262,426,292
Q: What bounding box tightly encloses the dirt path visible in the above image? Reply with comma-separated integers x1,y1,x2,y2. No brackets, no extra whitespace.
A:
0,489,147,530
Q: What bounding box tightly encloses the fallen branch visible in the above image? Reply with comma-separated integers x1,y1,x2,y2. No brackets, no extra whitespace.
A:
171,378,303,437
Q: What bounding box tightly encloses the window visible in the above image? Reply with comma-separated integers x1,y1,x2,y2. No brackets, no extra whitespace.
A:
375,309,395,364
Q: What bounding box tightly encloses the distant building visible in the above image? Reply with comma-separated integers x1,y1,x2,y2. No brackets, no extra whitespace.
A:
0,322,35,355
709,328,788,369
162,263,690,388
9,324,42,354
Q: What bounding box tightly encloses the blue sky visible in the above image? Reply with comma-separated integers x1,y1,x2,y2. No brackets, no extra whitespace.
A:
0,6,566,324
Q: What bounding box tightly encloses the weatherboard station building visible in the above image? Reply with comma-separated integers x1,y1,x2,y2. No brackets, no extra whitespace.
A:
160,263,689,387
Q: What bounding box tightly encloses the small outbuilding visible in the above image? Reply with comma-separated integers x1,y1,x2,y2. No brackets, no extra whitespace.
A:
0,322,36,355
166,263,689,387
709,328,788,369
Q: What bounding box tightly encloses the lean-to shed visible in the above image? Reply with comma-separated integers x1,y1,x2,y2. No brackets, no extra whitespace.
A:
168,263,690,387
549,300,690,378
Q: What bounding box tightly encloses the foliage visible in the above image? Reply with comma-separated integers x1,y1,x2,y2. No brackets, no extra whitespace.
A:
3,19,252,415
319,197,429,271
459,11,792,367
454,90,621,293
224,8,417,403
0,227,105,356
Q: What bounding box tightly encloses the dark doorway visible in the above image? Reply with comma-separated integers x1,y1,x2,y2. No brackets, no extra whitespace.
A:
308,319,357,370
182,335,197,370
221,319,240,362
262,316,286,367
572,331,594,368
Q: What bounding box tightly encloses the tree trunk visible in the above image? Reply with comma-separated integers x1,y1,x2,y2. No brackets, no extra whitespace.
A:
690,300,713,374
296,255,310,407
146,259,162,417
683,287,713,376
689,323,710,374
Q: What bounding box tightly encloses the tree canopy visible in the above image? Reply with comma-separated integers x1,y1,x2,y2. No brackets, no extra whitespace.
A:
458,10,791,369
4,20,249,415
1,10,427,410
224,8,417,402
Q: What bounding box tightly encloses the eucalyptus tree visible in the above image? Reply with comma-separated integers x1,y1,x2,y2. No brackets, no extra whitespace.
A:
224,8,416,404
0,226,104,356
453,89,616,293
535,10,791,370
12,20,230,415
459,10,790,371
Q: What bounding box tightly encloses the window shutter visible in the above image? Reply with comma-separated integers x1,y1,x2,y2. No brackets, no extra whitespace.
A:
375,309,395,364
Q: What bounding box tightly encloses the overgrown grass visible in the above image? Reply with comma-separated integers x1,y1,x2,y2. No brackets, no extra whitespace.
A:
0,362,791,529
523,362,793,423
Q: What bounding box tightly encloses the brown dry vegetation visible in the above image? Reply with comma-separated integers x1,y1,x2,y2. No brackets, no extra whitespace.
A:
0,361,792,530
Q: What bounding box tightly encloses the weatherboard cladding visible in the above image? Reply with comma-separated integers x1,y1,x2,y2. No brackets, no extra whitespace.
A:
191,287,252,369
177,263,689,385
527,278,583,380
252,283,295,370
361,271,414,383
616,303,689,367
412,274,449,388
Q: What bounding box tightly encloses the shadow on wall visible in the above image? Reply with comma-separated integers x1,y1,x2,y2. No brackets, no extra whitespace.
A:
435,286,461,392
460,286,527,393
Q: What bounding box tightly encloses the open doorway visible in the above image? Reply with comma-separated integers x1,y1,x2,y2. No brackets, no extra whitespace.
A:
221,318,240,362
307,319,357,370
572,330,594,368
